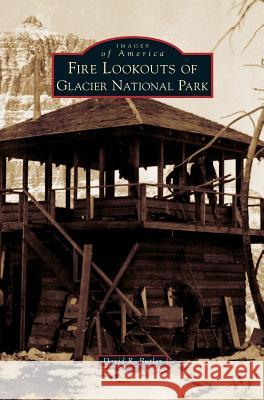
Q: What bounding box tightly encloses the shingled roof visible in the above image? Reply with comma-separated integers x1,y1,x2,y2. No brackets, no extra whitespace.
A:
0,98,261,146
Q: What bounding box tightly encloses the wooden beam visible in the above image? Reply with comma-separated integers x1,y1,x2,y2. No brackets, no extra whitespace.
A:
157,139,164,198
105,170,115,197
20,193,28,350
99,146,105,199
95,312,103,355
219,151,225,206
236,155,243,207
73,152,78,205
65,163,71,209
25,228,73,292
99,243,139,313
121,301,127,344
139,184,147,222
45,151,52,204
224,296,241,349
85,165,91,220
178,142,186,186
129,138,139,196
23,157,28,191
236,155,243,195
74,244,92,360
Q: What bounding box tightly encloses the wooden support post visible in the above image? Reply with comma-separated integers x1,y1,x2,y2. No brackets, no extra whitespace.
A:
73,248,79,282
219,151,225,206
74,244,93,361
95,312,103,354
65,163,71,209
20,193,28,350
45,152,52,208
236,155,243,207
18,193,23,222
232,195,238,227
73,152,78,206
99,146,105,199
179,142,186,187
157,139,164,198
23,157,28,191
141,286,148,317
105,170,115,198
85,165,91,220
129,138,139,196
121,301,127,344
224,297,241,349
139,184,147,222
99,243,139,313
50,190,56,219
260,199,264,230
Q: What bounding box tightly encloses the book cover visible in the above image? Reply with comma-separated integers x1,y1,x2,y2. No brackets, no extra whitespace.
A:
0,1,263,399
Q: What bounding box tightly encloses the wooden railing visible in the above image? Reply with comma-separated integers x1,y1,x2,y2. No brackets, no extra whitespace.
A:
49,183,264,230
0,185,263,230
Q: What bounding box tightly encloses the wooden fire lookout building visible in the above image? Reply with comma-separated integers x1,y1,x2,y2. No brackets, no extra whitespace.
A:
0,98,263,358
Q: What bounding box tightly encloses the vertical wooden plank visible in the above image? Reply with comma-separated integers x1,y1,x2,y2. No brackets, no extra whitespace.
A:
219,151,225,205
236,155,243,207
121,301,127,344
224,296,241,349
74,244,93,361
141,286,148,317
45,151,52,206
157,139,164,198
65,163,71,209
232,195,237,227
139,184,147,222
50,190,56,219
129,138,139,196
105,170,115,197
85,165,91,220
95,312,103,355
99,146,105,199
23,157,28,191
20,193,28,350
179,142,186,186
99,242,139,313
73,152,78,205
199,192,206,225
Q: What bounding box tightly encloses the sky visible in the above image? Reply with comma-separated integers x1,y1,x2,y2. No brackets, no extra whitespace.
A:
1,0,264,192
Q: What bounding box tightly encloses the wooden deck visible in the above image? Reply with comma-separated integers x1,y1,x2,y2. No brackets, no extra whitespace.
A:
1,196,264,241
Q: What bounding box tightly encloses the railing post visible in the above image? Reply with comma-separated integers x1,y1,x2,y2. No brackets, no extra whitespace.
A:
85,165,91,221
20,192,28,350
74,244,93,361
232,195,237,227
18,192,23,223
260,198,264,230
139,184,147,222
121,300,127,344
95,312,103,354
50,189,56,220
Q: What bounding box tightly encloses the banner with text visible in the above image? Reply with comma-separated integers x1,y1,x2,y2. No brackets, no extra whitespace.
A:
52,37,213,98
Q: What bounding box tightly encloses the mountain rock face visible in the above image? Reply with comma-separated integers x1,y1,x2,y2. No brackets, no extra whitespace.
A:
0,16,94,127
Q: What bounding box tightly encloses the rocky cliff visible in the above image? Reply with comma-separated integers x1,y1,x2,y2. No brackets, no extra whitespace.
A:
0,16,94,127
